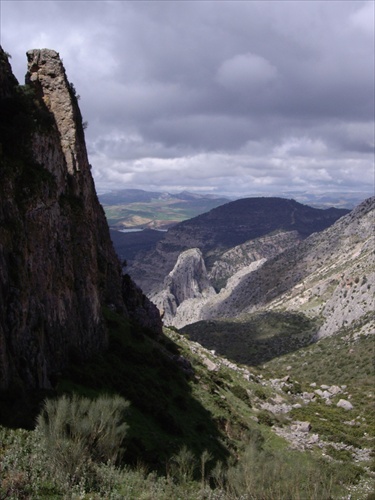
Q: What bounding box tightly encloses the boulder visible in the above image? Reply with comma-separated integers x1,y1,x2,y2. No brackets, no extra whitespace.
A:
337,399,353,410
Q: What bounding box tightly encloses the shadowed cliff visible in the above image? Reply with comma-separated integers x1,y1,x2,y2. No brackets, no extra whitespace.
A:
0,47,161,393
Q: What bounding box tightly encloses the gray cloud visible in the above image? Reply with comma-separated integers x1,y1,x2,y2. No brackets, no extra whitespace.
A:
1,0,373,198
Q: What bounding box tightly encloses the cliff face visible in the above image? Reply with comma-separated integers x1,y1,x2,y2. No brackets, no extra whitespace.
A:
0,47,161,391
150,248,216,326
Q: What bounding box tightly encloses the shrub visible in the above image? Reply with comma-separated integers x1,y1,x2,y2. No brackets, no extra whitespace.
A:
225,444,336,499
231,384,250,403
257,409,275,427
167,446,197,483
253,386,268,400
36,394,129,487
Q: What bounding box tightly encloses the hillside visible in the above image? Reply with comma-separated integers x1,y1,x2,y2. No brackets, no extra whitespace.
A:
1,313,374,498
189,196,374,338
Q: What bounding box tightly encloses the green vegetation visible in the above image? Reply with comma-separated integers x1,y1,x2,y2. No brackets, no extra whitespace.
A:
2,310,372,498
57,308,229,468
36,394,129,489
263,320,375,450
181,311,319,366
0,421,355,499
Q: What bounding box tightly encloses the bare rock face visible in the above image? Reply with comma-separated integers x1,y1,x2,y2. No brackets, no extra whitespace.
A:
208,230,301,290
150,248,216,326
0,47,161,391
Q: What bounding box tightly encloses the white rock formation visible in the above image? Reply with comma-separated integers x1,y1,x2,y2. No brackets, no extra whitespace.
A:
150,248,216,327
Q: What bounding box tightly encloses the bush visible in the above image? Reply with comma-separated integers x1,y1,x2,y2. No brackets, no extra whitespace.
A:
253,386,268,400
257,409,276,427
231,384,250,403
225,444,337,499
36,394,129,487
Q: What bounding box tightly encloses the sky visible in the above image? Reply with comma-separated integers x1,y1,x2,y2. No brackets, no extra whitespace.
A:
0,0,374,198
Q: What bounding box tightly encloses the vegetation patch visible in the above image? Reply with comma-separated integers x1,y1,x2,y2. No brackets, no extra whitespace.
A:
181,311,319,366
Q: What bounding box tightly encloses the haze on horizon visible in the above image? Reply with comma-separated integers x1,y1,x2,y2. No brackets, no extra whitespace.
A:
1,0,374,199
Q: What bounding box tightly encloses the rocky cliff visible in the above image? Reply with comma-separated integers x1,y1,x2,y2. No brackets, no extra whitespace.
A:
150,248,216,326
130,198,349,329
0,47,161,391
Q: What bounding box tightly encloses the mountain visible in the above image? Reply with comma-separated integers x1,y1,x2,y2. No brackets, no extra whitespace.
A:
181,196,374,341
277,191,373,210
99,188,170,205
100,188,229,205
0,47,161,393
128,197,349,296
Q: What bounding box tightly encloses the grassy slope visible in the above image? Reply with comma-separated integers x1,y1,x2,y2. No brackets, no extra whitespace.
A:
57,308,229,469
1,308,373,498
179,310,375,498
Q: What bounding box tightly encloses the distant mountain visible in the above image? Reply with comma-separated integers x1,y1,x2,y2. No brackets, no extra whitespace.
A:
98,189,229,230
99,188,172,205
128,197,349,296
276,191,372,210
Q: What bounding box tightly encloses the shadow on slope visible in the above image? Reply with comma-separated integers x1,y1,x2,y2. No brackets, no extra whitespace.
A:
56,308,229,470
181,311,320,367
0,308,229,470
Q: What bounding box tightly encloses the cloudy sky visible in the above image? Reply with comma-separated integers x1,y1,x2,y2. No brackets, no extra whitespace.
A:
1,1,374,198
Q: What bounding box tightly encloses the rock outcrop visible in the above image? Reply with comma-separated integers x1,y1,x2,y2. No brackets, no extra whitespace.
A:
150,248,216,327
208,230,301,290
0,47,161,391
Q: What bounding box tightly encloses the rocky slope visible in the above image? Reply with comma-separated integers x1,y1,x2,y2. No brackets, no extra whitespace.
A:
193,197,374,338
128,197,349,297
0,47,161,392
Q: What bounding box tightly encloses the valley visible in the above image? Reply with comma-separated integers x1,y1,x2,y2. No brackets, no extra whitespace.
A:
99,189,229,230
1,45,374,499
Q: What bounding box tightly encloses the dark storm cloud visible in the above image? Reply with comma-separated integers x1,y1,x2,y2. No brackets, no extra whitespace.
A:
1,0,373,196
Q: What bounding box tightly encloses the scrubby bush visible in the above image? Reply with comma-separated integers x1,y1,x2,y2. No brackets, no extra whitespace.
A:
36,393,129,487
257,409,276,427
231,384,250,403
225,444,336,500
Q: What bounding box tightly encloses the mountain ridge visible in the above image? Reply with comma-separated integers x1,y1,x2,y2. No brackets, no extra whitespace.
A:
180,196,374,338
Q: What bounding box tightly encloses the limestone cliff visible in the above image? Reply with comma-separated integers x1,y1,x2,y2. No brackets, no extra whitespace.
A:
150,248,216,326
0,47,161,391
